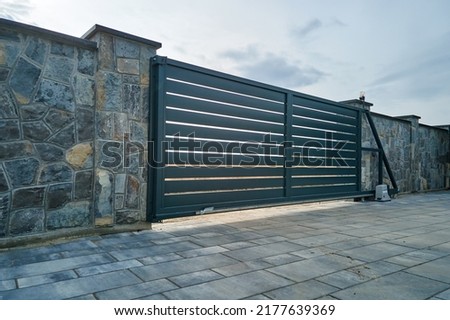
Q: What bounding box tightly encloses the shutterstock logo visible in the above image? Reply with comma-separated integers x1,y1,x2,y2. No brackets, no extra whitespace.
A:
100,132,352,169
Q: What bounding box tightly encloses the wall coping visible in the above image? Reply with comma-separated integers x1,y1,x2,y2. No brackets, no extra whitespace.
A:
82,24,162,49
0,18,97,50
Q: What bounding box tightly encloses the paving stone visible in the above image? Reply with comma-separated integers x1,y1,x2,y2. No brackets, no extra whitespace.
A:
212,260,272,277
436,289,450,300
17,270,78,288
268,254,363,283
96,279,177,300
138,253,184,265
0,253,115,280
138,293,168,300
337,242,414,262
332,272,449,300
169,270,223,287
261,253,303,266
76,259,143,277
0,270,141,300
0,279,16,291
406,256,450,284
111,241,201,261
130,254,237,282
178,245,228,258
163,270,293,300
317,261,404,289
265,280,338,300
223,241,306,262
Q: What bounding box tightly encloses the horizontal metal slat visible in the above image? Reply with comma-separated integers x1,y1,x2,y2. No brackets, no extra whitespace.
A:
165,177,284,194
291,176,357,187
292,127,356,142
167,151,285,166
166,123,286,144
291,166,356,176
166,64,286,103
291,136,356,149
166,94,285,124
165,138,284,156
292,116,357,134
163,188,285,208
293,95,358,118
289,157,357,167
290,147,356,160
165,166,284,179
293,105,357,126
166,108,285,134
166,80,284,113
291,184,358,197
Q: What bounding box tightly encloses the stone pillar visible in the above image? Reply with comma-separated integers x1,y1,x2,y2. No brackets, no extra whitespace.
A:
83,25,161,226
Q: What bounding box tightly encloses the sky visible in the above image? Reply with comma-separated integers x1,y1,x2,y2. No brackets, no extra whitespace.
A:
1,0,450,125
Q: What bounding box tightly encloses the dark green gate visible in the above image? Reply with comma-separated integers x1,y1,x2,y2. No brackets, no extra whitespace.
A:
149,56,396,221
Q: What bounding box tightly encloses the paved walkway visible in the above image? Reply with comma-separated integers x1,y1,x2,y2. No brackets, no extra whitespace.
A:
1,191,450,300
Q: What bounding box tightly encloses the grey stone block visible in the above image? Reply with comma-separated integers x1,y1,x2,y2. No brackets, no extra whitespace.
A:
94,169,113,218
169,270,223,287
77,48,95,76
12,186,45,209
98,72,121,111
223,241,305,262
115,38,140,58
25,37,48,65
74,171,93,200
0,141,34,160
123,84,141,119
0,279,16,291
0,84,18,118
50,42,74,58
406,256,450,284
125,175,139,209
19,103,48,120
9,58,41,104
47,201,91,230
44,56,75,83
48,123,76,148
38,163,73,184
34,143,65,161
35,79,75,112
0,119,20,141
0,168,9,192
0,67,9,82
9,208,44,236
22,121,52,141
47,183,72,209
4,157,40,187
44,108,74,132
74,75,95,106
76,108,94,141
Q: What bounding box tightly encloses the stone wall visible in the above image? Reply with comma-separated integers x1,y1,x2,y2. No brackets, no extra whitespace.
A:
343,100,450,193
0,19,160,242
0,20,97,238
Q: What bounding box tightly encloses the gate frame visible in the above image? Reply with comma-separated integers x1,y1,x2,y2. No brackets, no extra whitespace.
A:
148,56,397,222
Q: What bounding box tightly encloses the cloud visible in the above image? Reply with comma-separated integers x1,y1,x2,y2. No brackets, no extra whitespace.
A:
0,0,34,21
221,46,326,89
292,18,323,38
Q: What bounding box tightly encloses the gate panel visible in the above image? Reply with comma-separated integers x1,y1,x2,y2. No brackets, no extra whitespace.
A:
150,56,366,220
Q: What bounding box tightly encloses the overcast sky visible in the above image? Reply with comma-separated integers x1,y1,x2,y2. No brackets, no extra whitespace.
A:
2,0,450,125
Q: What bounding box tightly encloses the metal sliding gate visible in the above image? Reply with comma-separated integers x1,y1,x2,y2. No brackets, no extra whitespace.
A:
149,56,394,221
